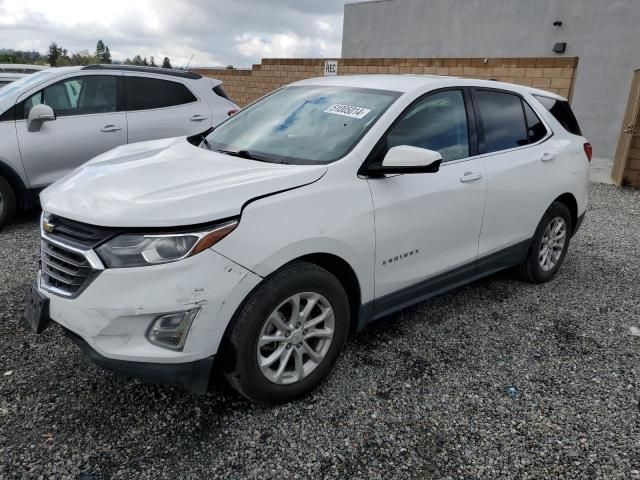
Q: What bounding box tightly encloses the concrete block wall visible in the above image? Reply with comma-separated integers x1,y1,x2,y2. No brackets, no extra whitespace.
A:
192,57,578,108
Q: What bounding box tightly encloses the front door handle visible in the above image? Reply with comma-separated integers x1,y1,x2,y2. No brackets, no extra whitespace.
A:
460,171,483,183
541,152,556,162
101,125,122,132
190,114,208,122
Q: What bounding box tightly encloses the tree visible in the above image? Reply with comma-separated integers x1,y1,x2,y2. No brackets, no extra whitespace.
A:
47,42,62,67
70,50,98,66
95,40,105,60
149,56,156,67
0,49,46,65
94,41,112,64
162,57,172,69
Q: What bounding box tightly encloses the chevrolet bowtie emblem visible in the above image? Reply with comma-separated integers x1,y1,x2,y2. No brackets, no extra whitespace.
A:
42,219,55,233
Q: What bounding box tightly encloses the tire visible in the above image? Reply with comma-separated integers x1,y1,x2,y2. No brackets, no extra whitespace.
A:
520,201,573,284
0,176,17,230
222,261,350,403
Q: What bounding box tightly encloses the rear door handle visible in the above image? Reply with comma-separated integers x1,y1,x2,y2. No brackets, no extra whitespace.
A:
541,152,556,162
460,171,483,183
190,114,208,122
101,125,122,132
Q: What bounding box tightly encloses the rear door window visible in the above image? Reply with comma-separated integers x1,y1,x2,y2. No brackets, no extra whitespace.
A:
475,90,528,153
125,77,197,111
534,95,582,135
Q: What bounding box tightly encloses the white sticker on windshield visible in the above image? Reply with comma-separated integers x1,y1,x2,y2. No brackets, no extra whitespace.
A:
324,104,372,119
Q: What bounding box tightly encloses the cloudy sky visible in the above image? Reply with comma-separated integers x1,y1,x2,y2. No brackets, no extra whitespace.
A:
0,0,361,67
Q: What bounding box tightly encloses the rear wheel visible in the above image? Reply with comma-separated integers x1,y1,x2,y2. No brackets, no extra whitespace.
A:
222,262,349,403
520,201,572,283
0,176,17,229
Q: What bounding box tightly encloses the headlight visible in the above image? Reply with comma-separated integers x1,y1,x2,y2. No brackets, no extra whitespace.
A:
96,220,238,268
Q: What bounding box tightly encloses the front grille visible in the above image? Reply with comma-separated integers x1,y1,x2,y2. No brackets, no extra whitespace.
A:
40,239,93,296
46,214,116,249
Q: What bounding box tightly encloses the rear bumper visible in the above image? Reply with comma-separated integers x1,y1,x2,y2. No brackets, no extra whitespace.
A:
64,327,214,394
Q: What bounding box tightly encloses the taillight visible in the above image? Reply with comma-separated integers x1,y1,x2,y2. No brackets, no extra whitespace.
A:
227,109,239,116
583,143,593,162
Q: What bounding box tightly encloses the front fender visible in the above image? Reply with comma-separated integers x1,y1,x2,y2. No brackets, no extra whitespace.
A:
213,167,376,303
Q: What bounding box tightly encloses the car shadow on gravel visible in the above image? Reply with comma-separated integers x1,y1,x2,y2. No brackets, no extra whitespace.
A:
2,208,41,228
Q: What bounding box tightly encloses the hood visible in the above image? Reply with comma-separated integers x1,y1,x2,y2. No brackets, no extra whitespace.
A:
41,137,327,227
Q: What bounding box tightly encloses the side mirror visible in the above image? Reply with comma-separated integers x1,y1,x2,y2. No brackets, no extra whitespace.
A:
367,145,442,175
27,104,56,132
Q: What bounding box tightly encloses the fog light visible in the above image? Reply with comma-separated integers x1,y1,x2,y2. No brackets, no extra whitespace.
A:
146,309,199,351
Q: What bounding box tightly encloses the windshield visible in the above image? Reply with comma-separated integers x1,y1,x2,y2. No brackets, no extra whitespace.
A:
0,69,56,103
204,85,400,164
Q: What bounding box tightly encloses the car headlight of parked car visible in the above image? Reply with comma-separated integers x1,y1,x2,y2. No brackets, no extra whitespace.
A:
96,219,238,268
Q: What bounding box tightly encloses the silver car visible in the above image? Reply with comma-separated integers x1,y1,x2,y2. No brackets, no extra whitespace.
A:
0,64,48,88
0,65,238,227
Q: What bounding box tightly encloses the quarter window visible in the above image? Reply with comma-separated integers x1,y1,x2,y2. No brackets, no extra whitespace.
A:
22,75,118,119
475,90,529,153
534,95,582,136
382,90,470,162
125,77,197,111
523,102,547,143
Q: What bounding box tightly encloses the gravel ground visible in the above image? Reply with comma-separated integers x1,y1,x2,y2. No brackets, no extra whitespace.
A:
1,183,639,480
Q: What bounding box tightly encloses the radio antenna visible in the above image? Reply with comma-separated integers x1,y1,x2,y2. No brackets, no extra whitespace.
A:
185,53,195,70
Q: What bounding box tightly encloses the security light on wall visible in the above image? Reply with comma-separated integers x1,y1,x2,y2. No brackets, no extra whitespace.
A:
553,42,567,53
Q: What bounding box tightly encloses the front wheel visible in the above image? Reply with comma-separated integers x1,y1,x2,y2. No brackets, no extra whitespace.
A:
520,201,572,283
222,262,349,403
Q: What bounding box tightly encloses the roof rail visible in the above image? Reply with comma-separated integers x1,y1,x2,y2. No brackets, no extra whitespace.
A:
81,64,202,79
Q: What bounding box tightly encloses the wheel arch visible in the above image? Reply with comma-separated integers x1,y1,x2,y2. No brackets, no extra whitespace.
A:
293,253,362,334
0,159,35,209
553,192,578,233
222,251,364,345
215,251,365,381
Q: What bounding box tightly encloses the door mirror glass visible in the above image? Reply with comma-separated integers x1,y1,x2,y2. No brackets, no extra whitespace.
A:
369,145,442,174
27,104,55,132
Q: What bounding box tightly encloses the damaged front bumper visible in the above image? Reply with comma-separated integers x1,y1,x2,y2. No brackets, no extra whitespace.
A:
37,248,262,393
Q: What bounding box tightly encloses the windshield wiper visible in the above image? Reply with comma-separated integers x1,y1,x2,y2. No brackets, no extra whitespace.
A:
215,149,288,164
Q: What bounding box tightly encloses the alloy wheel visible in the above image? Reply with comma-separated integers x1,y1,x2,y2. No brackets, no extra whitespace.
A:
257,292,335,385
539,216,567,271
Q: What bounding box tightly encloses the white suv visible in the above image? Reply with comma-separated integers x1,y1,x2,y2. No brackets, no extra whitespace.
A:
0,65,238,227
26,75,590,403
